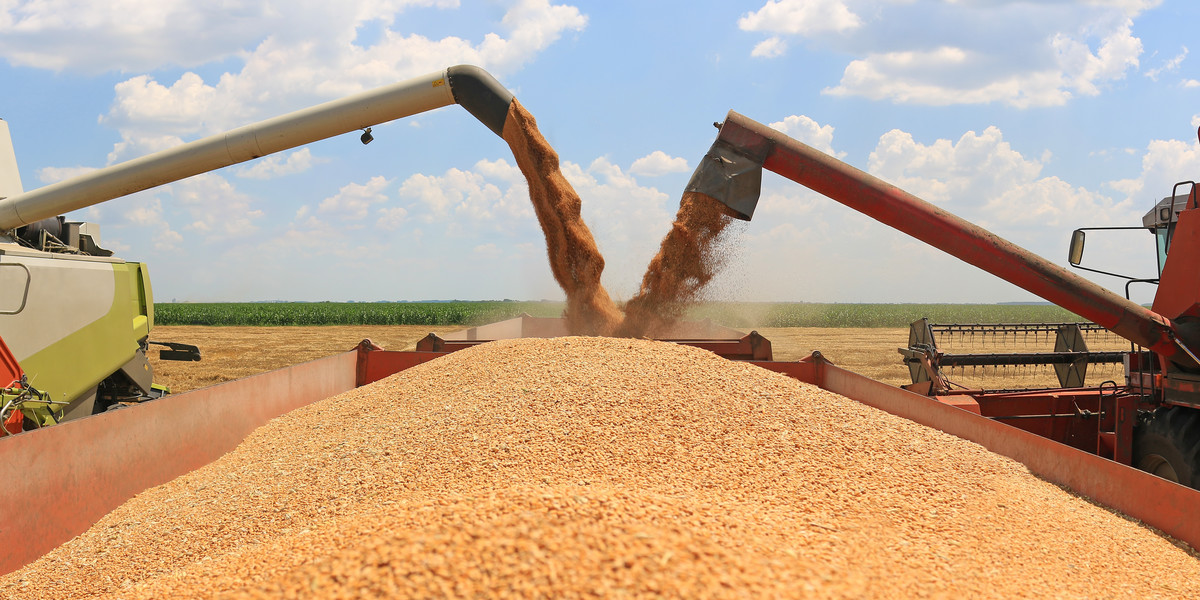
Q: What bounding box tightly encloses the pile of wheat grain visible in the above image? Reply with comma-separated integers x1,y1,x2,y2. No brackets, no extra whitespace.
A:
2,337,1197,599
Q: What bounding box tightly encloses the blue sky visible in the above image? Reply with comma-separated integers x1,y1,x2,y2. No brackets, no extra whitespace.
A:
2,0,1198,304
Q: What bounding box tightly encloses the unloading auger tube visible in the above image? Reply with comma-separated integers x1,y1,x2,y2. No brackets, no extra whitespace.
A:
687,110,1198,370
0,65,514,230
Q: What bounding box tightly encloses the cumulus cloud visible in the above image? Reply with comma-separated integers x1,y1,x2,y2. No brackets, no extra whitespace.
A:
1107,137,1200,203
628,151,689,177
768,115,843,158
751,37,787,59
385,154,677,296
473,242,502,258
398,162,529,224
318,175,393,220
867,126,1045,210
118,196,184,252
237,149,323,180
377,206,410,231
561,156,676,294
742,0,1153,107
81,1,585,163
264,151,678,299
0,0,273,72
738,0,862,37
1144,46,1187,82
730,118,1167,302
37,165,96,184
0,0,479,74
170,173,263,239
15,0,589,276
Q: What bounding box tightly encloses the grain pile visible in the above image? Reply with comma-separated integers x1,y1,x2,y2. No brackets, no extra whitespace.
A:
3,337,1198,599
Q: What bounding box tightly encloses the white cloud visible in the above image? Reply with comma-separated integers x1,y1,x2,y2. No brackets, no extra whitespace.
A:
397,162,529,224
825,46,1084,108
170,173,262,239
37,165,96,184
237,149,323,180
1144,46,1187,81
723,119,1169,303
377,206,409,231
473,242,501,258
119,196,183,251
768,115,843,157
561,156,676,296
743,1,1152,107
387,153,678,297
867,126,1044,209
86,1,585,161
628,151,689,177
750,37,787,59
256,151,678,300
0,1,465,74
1107,137,1200,203
738,0,862,36
1050,20,1142,97
28,0,589,270
318,175,393,220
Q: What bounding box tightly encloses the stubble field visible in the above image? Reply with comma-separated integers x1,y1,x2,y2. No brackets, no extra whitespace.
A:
147,325,1131,394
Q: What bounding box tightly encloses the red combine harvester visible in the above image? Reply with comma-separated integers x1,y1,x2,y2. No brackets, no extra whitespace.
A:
686,111,1200,489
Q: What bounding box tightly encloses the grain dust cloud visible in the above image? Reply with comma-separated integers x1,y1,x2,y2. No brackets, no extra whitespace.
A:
617,191,739,337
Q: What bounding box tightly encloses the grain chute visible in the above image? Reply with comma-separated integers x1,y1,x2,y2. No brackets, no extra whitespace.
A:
688,110,1200,489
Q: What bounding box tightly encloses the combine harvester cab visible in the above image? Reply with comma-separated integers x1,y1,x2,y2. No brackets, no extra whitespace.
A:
0,119,185,431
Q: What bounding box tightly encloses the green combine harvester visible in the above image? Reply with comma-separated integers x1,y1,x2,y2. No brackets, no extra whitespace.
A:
0,65,516,433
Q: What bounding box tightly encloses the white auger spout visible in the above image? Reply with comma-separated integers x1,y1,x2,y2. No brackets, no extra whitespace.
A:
0,65,514,231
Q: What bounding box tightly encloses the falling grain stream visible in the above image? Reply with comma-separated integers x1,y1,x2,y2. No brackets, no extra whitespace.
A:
3,103,1199,598
502,99,737,338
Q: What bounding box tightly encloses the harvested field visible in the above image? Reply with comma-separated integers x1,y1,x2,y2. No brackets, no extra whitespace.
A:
5,336,1198,598
147,325,462,393
148,325,1131,395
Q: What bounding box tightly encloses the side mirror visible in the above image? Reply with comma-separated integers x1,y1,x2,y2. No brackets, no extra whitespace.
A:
1068,230,1085,266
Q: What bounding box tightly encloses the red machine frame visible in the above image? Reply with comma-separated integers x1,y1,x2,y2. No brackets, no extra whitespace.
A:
688,110,1200,476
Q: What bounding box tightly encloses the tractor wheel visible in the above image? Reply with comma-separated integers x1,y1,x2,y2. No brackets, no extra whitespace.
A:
1133,407,1200,489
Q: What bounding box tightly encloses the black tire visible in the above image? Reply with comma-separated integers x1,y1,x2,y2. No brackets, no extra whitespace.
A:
1133,406,1200,489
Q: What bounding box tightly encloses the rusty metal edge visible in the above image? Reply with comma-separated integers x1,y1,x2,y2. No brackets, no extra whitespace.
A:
770,353,1200,552
0,350,359,576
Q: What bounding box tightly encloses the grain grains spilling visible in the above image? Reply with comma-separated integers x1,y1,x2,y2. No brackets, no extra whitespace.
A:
501,100,735,337
618,191,739,337
502,100,624,336
3,337,1198,599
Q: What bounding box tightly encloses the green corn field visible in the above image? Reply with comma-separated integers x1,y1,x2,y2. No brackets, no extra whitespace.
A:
155,301,1094,328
